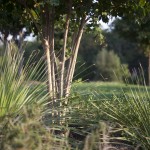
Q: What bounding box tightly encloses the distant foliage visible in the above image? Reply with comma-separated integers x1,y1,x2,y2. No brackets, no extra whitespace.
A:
77,33,103,81
95,49,130,82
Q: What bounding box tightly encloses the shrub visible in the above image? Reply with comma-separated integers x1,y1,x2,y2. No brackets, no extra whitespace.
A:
95,49,130,82
0,105,69,150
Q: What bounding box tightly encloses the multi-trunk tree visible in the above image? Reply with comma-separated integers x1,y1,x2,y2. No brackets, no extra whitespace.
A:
1,0,150,101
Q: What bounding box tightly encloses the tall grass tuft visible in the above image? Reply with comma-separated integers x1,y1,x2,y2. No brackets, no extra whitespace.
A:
0,43,49,121
98,70,150,149
0,43,71,149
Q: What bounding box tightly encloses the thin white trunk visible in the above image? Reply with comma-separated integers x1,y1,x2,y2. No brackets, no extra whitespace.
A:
58,0,72,98
59,13,70,98
43,39,52,96
65,17,86,97
69,29,84,87
148,52,150,86
49,7,56,100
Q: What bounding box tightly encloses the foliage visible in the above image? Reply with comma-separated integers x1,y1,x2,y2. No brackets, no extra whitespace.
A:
0,0,149,101
112,17,150,56
95,49,130,82
0,0,24,38
24,41,43,59
77,81,150,149
110,17,150,84
0,43,48,121
102,83,150,149
0,43,71,149
0,105,69,150
103,29,146,68
1,0,150,31
23,41,46,81
70,82,149,149
74,55,88,81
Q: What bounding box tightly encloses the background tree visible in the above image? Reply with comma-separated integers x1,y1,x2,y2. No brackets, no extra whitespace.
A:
95,48,130,82
0,1,24,43
103,27,147,81
111,17,150,84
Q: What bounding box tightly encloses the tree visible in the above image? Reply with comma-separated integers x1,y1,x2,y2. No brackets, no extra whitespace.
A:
111,17,150,84
103,28,147,78
1,0,149,101
0,1,24,43
0,0,31,76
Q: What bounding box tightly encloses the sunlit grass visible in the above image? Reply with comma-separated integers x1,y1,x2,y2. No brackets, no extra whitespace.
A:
72,81,150,100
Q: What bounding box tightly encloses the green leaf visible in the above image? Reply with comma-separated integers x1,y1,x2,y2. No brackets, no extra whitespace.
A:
30,9,38,20
139,0,146,7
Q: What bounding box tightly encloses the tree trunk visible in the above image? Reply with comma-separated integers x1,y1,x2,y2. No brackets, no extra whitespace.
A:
49,7,56,100
17,31,27,77
148,53,150,86
65,16,86,98
59,4,71,99
43,39,52,96
20,1,87,103
42,5,55,99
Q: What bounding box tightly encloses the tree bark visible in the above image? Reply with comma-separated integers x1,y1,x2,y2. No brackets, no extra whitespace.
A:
49,7,56,100
148,52,150,86
17,31,27,77
59,2,72,99
65,16,86,98
43,39,52,97
42,5,56,100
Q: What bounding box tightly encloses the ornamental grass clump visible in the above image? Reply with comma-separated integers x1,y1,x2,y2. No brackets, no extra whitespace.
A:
0,43,48,121
0,43,70,149
100,72,150,149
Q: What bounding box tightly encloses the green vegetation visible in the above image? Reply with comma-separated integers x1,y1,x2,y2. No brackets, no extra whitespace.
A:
71,81,150,149
1,43,150,149
72,82,149,99
0,0,150,149
0,105,68,150
95,49,130,81
0,45,70,150
0,45,48,120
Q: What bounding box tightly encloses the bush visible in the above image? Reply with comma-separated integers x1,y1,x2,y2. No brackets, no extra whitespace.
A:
95,49,130,82
0,105,69,150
